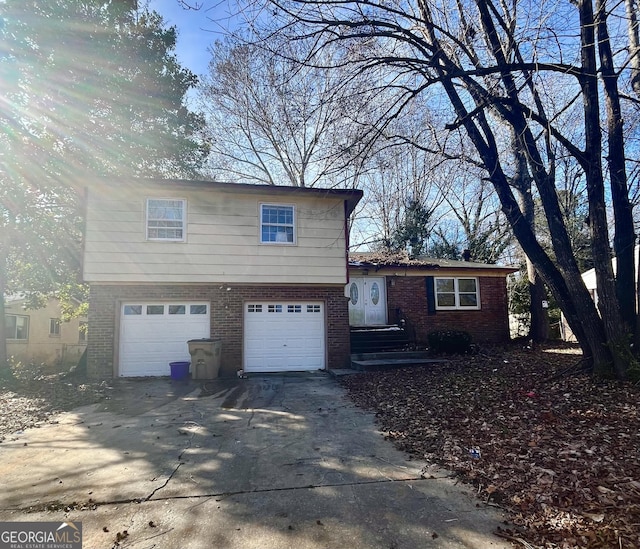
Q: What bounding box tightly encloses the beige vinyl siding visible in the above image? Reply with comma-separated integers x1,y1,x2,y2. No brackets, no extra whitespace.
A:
83,183,349,284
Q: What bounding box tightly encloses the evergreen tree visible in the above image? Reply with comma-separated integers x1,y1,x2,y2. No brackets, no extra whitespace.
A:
389,200,433,258
0,1,209,371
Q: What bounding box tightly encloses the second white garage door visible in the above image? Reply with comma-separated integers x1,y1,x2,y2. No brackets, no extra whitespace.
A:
244,302,325,372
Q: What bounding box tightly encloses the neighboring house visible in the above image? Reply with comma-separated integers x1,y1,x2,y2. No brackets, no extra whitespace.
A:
4,295,87,370
348,252,517,347
560,247,640,342
83,178,362,378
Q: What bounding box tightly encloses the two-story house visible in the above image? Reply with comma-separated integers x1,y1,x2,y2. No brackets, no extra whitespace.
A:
83,178,362,378
5,295,87,370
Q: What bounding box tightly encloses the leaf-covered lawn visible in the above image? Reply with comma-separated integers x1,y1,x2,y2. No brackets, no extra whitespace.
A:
0,373,108,442
340,344,640,548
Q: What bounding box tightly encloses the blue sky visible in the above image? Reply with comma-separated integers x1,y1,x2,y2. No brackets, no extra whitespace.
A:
148,0,240,75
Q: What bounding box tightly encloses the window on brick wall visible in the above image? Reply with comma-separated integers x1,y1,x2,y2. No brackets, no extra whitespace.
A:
434,277,480,310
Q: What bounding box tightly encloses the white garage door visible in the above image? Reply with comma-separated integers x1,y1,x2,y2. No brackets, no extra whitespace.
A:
244,302,325,373
119,302,210,377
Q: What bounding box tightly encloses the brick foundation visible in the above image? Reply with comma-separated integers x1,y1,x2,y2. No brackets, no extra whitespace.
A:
386,276,510,346
88,285,351,379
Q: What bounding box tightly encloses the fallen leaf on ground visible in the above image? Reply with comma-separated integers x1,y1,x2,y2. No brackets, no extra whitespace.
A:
340,343,640,548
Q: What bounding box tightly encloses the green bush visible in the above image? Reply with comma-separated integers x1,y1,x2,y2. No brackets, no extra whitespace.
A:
427,330,472,354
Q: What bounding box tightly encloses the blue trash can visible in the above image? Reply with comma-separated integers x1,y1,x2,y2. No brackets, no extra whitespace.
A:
169,361,190,380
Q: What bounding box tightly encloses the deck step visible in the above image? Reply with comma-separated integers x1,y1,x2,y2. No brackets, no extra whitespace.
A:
350,325,410,353
349,351,447,371
328,368,361,377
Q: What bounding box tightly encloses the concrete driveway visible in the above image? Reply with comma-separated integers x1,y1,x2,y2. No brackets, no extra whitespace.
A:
0,373,510,548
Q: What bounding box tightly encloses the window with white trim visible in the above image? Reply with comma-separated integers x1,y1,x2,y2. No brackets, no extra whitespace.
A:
6,315,29,340
49,318,61,337
260,204,295,244
146,198,186,241
434,277,480,310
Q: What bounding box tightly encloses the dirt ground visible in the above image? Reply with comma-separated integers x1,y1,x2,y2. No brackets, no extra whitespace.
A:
340,343,640,548
1,344,639,548
0,367,109,442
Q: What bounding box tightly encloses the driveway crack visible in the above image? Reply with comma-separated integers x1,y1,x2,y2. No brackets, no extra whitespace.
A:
15,476,438,513
145,420,197,501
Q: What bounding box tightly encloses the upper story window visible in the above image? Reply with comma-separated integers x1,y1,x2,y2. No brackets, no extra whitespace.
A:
146,198,186,241
260,204,295,244
49,318,61,336
6,314,29,340
435,277,480,310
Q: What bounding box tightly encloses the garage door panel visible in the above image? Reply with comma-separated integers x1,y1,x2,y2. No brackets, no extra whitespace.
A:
119,302,209,377
244,302,325,373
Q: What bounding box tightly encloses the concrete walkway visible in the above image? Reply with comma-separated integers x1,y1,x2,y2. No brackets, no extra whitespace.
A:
0,374,510,548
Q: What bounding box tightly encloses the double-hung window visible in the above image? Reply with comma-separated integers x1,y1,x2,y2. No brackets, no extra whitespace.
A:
50,318,61,337
146,198,186,241
434,277,480,310
260,204,295,244
6,315,29,340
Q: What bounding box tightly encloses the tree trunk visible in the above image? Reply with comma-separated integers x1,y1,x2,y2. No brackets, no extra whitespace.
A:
0,245,9,374
511,142,549,343
492,166,598,363
636,252,640,350
474,0,609,367
528,263,550,342
438,71,600,363
578,0,631,379
626,0,640,98
596,0,637,337
417,0,616,373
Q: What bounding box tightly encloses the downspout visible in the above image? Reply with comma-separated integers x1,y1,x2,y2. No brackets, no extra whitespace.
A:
344,200,350,284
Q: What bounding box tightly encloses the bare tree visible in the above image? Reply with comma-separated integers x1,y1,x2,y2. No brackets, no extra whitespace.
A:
434,166,512,264
356,121,447,250
199,34,369,187
249,0,640,378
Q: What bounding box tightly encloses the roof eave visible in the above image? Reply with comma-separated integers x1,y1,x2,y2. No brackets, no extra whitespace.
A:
87,177,363,213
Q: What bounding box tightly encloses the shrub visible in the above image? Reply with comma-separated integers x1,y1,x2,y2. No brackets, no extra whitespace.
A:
427,330,472,354
10,358,46,382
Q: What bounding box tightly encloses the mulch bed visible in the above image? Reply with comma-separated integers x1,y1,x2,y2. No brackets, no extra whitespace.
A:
340,343,640,548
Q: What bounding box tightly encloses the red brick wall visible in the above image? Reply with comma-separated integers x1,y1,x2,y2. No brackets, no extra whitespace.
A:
386,276,510,346
88,285,351,378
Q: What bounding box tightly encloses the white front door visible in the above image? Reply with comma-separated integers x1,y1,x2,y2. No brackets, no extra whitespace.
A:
119,302,210,377
244,302,325,372
347,277,387,325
